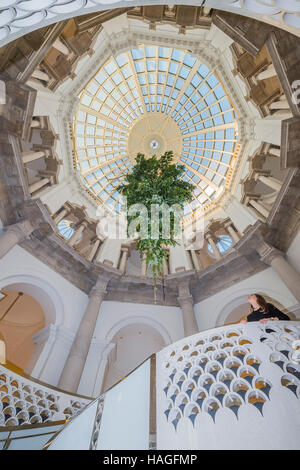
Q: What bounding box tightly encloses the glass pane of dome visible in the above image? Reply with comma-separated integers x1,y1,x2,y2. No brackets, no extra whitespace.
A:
58,220,75,240
208,235,233,257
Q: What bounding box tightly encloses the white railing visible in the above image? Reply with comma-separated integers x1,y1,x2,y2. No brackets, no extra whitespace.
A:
45,358,152,450
0,365,90,427
43,321,300,450
1,1,300,48
156,321,300,450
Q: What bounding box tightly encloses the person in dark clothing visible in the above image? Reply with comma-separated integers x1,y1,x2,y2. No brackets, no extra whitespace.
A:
240,293,290,324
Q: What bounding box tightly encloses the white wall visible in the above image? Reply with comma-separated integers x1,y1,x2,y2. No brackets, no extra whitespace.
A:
1,235,299,394
194,266,299,332
41,178,97,219
102,323,165,391
0,245,183,393
77,300,184,397
0,245,89,385
96,300,183,345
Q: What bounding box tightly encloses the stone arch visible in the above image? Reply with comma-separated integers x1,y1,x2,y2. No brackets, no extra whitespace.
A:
0,274,64,327
215,286,294,327
104,314,172,346
0,289,46,371
0,274,65,374
101,317,169,392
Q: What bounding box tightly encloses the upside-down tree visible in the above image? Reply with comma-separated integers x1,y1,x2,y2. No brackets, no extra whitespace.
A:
117,151,194,301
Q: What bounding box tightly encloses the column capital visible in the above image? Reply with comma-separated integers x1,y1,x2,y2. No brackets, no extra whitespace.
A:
177,279,191,298
256,241,283,265
6,220,34,240
204,230,214,241
90,277,109,298
223,219,233,229
177,294,194,307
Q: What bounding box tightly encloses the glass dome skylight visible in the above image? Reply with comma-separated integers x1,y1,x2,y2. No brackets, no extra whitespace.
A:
72,44,239,220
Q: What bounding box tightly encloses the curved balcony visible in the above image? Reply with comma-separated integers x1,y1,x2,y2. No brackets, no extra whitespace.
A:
0,363,90,429
28,321,300,450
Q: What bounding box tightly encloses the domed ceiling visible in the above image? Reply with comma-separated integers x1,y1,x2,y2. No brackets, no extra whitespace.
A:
72,44,240,221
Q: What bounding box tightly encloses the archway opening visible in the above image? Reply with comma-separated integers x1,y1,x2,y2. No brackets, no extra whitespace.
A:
223,303,250,325
0,290,46,374
102,322,166,392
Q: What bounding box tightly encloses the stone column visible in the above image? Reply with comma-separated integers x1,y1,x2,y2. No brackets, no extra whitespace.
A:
177,282,198,337
269,147,281,157
68,221,87,247
255,174,282,192
58,279,108,393
256,64,276,81
269,99,289,110
119,247,129,274
141,252,147,276
86,238,101,262
0,221,34,259
205,232,221,260
224,221,240,244
248,198,269,219
32,69,49,82
0,79,5,106
53,38,69,55
162,257,169,276
30,119,40,128
29,177,50,195
190,250,201,271
257,243,300,303
22,150,46,164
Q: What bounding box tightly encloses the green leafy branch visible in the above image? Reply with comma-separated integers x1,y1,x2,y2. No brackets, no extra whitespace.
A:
117,151,194,300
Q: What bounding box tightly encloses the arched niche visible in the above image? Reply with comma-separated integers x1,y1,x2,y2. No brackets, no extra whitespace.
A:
215,287,294,327
0,275,64,327
0,290,45,372
102,321,167,392
0,275,65,376
105,315,172,346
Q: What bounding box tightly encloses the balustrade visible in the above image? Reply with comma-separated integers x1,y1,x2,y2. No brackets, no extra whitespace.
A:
248,198,270,219
254,173,282,192
22,150,46,164
44,322,300,450
29,177,50,196
0,364,89,428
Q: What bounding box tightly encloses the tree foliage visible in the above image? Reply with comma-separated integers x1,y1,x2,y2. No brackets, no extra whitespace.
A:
117,151,194,296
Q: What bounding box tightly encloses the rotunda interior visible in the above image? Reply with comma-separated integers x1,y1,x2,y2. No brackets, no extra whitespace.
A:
0,2,300,451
